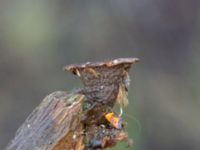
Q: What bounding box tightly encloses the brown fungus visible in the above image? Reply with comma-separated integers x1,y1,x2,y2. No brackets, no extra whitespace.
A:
64,58,139,109
64,58,139,149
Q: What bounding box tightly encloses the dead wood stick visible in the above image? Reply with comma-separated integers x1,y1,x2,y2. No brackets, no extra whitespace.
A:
6,58,139,150
6,91,85,150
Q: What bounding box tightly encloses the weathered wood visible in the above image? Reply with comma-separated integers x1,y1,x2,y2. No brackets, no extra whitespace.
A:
6,91,85,150
6,58,139,150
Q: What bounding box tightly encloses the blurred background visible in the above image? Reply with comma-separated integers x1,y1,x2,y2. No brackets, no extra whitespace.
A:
0,0,200,150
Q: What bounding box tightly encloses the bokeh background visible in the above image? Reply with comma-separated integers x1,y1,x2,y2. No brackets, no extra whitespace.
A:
0,0,200,150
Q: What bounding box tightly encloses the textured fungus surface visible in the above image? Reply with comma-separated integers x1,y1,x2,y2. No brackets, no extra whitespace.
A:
64,57,139,108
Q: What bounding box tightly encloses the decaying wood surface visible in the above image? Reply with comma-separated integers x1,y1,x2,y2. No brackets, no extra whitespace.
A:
6,91,85,150
5,58,139,150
